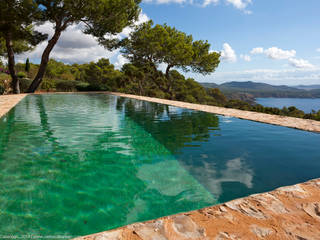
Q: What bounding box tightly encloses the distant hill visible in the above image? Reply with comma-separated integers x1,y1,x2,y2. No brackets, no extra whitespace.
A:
200,81,320,102
293,85,320,90
219,81,301,92
201,82,219,89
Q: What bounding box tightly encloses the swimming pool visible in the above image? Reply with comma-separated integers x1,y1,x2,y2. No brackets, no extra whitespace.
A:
0,94,319,237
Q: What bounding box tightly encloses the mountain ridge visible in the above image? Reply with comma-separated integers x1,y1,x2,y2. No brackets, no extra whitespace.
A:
200,81,320,101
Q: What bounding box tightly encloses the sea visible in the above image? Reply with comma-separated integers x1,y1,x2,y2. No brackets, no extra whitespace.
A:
256,98,320,113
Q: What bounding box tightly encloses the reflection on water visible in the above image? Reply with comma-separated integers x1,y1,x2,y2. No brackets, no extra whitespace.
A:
0,94,218,236
119,96,320,203
119,98,220,153
0,94,320,236
180,157,254,199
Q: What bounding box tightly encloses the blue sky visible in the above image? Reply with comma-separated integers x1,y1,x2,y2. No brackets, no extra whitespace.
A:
18,0,320,86
140,0,320,85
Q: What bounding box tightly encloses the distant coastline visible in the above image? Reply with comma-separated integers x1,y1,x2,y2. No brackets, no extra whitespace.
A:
201,81,320,104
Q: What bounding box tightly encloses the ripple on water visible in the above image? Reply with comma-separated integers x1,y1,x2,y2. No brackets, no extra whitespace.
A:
1,94,320,237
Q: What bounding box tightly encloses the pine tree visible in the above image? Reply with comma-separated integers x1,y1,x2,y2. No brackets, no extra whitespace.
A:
25,58,30,73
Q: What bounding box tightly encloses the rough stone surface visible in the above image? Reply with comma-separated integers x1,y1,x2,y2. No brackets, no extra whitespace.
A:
0,94,27,118
74,179,320,240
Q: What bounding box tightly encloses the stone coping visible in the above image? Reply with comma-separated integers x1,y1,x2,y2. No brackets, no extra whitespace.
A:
73,178,320,240
0,94,27,119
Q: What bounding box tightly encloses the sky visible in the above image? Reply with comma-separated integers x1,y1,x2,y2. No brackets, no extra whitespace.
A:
17,0,320,86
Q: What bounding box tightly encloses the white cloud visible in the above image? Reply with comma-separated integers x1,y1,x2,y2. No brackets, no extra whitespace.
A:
145,0,253,12
226,0,252,10
264,47,296,60
118,12,149,38
202,0,219,7
221,43,237,63
17,12,149,64
114,54,130,69
248,46,314,70
317,48,320,52
288,58,315,69
250,47,296,60
250,47,264,54
240,54,251,62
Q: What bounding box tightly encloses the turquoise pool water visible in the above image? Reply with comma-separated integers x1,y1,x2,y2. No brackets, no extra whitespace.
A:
0,94,320,238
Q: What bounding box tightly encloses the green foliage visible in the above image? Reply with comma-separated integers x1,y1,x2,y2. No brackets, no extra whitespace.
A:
0,73,10,94
76,58,123,91
55,80,78,92
120,21,220,77
75,82,90,91
1,0,141,93
119,21,220,98
0,85,4,95
41,79,56,92
0,1,47,54
35,0,141,41
0,0,48,93
0,37,32,57
19,78,33,93
207,88,228,105
45,59,76,81
17,72,27,78
15,62,39,79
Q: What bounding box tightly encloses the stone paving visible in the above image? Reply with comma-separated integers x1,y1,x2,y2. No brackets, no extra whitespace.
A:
0,94,27,118
74,178,320,240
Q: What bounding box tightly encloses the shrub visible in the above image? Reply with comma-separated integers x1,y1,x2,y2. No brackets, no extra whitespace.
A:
55,80,78,92
41,79,56,92
0,85,4,95
19,78,33,93
75,82,90,91
17,72,27,78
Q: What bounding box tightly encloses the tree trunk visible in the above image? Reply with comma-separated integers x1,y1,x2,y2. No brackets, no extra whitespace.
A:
5,32,20,94
27,29,63,93
165,65,173,98
138,79,144,96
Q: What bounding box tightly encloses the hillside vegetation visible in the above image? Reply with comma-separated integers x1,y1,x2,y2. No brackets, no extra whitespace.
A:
202,81,320,100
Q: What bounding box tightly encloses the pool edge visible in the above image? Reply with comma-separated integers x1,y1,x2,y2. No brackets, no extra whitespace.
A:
72,178,320,239
0,94,28,119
